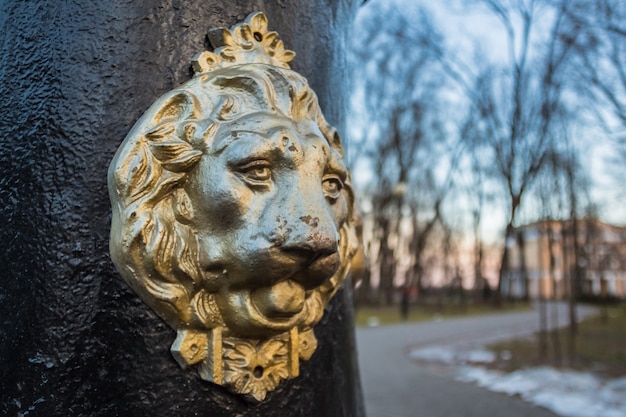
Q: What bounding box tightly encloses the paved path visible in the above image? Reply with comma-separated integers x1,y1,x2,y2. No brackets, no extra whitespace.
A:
356,304,595,417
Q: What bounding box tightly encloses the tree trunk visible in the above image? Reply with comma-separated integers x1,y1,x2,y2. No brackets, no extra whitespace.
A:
0,2,364,416
497,222,515,302
378,218,396,306
519,232,529,301
567,169,579,337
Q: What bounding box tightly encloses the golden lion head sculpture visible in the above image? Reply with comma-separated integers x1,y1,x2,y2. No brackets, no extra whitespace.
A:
108,12,358,401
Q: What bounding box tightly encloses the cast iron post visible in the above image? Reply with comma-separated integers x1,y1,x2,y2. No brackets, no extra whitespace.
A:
0,2,363,416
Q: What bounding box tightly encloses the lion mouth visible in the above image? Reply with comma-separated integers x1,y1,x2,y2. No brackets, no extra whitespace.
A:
246,251,339,320
213,250,342,336
250,280,306,319
288,251,341,290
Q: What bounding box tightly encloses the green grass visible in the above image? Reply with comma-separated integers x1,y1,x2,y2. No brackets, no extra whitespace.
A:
487,304,626,378
354,301,532,327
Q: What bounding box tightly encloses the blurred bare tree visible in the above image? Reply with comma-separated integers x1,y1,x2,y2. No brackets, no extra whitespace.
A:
448,0,590,300
350,2,459,305
349,0,626,308
563,0,626,208
566,0,626,126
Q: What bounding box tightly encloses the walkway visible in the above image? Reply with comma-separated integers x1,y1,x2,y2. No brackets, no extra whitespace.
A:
356,304,595,417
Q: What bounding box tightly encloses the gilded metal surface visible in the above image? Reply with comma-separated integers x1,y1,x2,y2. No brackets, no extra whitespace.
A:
108,12,358,401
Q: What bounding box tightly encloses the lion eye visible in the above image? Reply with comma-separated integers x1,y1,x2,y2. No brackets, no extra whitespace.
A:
322,175,343,201
237,161,272,183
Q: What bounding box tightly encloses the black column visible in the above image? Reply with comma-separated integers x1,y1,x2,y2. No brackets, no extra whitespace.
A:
0,2,363,416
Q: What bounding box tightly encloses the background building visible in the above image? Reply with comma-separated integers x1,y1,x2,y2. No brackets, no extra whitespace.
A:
501,218,626,300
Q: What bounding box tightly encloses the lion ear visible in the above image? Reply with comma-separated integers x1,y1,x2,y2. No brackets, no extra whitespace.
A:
328,128,344,157
318,123,345,158
317,114,344,157
143,91,205,174
153,91,200,123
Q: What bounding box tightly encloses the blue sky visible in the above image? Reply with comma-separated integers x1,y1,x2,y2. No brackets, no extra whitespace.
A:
349,0,626,240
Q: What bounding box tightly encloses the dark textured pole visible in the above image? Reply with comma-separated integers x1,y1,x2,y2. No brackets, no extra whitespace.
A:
0,2,363,416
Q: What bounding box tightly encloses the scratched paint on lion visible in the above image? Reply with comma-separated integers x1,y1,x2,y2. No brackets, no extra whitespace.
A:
108,12,359,401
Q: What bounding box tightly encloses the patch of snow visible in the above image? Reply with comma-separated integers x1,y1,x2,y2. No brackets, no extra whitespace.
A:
409,345,496,365
458,366,626,417
410,343,626,417
409,346,457,364
463,349,497,364
366,316,380,327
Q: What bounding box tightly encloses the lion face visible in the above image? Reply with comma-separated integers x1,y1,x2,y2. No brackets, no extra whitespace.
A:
185,112,350,337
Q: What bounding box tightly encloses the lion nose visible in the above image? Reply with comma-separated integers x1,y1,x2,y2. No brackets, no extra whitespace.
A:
270,194,339,262
278,219,339,263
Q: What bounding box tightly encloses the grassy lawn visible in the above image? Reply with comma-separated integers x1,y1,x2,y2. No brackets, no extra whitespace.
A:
487,304,626,378
354,301,532,327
